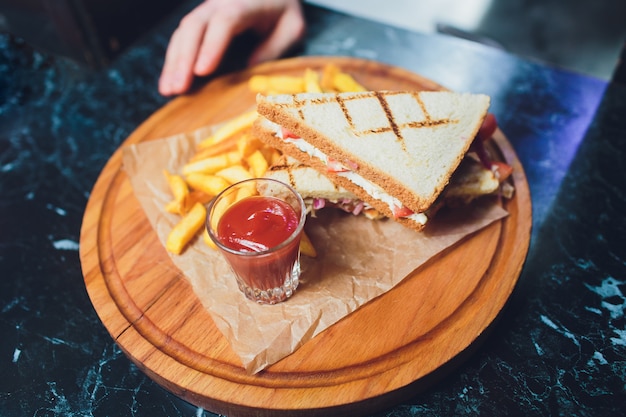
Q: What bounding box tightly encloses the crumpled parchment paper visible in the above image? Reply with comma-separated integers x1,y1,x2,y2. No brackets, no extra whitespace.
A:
121,123,508,374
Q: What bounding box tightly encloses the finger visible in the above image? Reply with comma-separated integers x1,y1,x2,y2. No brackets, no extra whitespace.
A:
159,34,196,95
248,2,306,66
192,2,263,76
192,14,236,76
159,6,212,95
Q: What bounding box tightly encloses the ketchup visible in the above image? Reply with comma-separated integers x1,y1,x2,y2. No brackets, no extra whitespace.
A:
216,196,303,296
217,196,300,252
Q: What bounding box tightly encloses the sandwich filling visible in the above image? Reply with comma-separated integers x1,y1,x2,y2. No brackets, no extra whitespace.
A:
271,122,429,225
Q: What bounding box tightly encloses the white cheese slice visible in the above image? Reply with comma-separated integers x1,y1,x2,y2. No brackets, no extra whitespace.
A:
274,122,427,225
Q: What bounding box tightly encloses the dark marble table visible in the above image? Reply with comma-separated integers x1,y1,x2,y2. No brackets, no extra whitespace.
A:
2,2,625,416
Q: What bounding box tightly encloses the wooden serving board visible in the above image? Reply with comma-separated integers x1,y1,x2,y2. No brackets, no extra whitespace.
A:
80,56,531,416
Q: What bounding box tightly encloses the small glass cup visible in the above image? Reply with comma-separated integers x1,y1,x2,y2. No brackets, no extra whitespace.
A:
206,178,306,304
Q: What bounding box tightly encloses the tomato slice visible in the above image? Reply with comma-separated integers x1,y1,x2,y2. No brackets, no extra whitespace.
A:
392,205,414,218
476,113,497,142
327,159,349,172
491,161,513,181
470,113,498,169
343,159,359,170
281,127,299,139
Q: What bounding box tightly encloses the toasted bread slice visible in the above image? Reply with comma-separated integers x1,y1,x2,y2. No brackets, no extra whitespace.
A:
265,156,354,201
265,156,382,218
254,91,491,231
265,157,500,229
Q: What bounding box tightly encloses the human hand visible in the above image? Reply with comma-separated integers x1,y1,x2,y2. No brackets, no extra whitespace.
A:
159,0,306,96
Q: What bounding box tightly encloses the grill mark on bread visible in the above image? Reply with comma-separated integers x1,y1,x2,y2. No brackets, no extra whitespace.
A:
267,157,290,172
411,92,455,129
286,92,455,150
413,91,428,117
290,93,357,129
403,119,452,129
293,95,307,120
286,166,296,188
268,158,288,170
335,94,354,130
268,162,298,188
362,92,455,151
375,91,405,150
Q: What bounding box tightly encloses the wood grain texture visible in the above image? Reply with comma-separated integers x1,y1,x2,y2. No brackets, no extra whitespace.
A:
79,56,532,417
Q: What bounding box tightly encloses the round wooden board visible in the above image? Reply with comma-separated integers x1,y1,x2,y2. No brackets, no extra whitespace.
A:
80,56,531,416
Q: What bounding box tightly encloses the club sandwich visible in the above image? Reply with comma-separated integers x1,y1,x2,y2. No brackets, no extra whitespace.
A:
254,90,512,232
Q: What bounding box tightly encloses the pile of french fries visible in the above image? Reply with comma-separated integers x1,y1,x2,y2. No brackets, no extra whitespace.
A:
164,64,367,256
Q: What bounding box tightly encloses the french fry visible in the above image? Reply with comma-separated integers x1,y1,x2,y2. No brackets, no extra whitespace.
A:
320,63,339,92
164,200,182,215
269,149,283,166
257,146,279,166
299,231,317,258
246,149,269,178
304,68,322,92
208,193,234,231
197,109,258,148
164,190,207,216
190,132,241,161
236,133,264,158
164,170,188,200
185,173,231,196
163,170,190,215
183,190,212,212
248,74,305,94
234,184,258,203
333,72,367,92
182,151,240,176
320,63,367,92
215,165,254,184
166,202,207,255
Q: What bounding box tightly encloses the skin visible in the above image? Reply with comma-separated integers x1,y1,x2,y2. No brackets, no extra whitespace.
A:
159,0,306,96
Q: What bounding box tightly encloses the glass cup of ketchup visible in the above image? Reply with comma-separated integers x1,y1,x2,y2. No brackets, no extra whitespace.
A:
206,178,306,304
